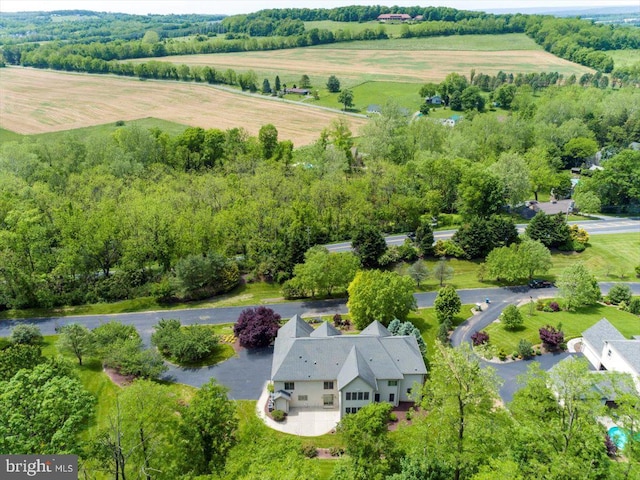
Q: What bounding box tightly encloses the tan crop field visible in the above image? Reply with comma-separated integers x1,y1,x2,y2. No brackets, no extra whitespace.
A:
0,67,366,145
141,39,593,87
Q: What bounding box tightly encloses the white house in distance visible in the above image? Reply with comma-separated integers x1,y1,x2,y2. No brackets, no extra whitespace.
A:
581,318,640,389
270,315,427,417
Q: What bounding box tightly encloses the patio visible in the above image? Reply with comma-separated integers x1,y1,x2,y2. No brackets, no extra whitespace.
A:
257,384,341,436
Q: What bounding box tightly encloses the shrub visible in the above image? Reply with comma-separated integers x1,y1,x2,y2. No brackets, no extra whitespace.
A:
629,297,640,315
267,382,274,393
497,349,507,361
517,339,534,358
333,313,343,327
549,301,560,312
636,265,640,278
618,301,628,311
329,447,345,457
471,331,490,346
10,324,43,345
301,444,318,458
539,325,565,350
389,413,398,422
115,120,125,126
281,280,306,300
151,319,219,363
608,284,632,305
93,321,140,357
234,307,281,349
271,409,286,422
406,408,414,421
501,305,524,330
536,299,546,311
605,434,618,457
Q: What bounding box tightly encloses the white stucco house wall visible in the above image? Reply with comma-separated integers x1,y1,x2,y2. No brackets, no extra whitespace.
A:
581,318,640,390
270,315,427,417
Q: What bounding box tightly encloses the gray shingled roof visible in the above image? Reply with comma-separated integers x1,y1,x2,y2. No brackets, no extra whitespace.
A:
310,321,341,337
271,317,426,384
337,346,378,390
607,340,640,374
360,321,391,337
582,318,625,353
277,314,314,339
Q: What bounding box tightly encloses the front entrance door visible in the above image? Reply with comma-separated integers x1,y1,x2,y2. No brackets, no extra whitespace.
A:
389,393,395,403
374,393,380,402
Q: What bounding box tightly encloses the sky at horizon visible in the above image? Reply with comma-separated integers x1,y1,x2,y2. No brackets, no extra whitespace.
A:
1,0,639,16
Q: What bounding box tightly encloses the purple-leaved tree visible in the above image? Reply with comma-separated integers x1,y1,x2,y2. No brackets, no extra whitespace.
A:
233,307,281,349
539,324,565,350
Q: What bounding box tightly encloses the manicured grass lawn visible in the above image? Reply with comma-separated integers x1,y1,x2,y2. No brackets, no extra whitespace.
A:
408,305,475,361
310,80,423,114
484,303,640,353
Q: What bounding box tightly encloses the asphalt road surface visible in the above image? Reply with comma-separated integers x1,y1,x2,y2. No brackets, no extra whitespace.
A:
3,283,640,401
325,217,640,252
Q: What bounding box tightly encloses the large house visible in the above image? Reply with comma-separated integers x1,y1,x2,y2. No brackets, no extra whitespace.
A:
270,315,427,417
581,318,640,388
377,13,412,22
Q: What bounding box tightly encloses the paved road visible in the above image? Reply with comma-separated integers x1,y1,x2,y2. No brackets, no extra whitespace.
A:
325,217,640,252
2,283,639,401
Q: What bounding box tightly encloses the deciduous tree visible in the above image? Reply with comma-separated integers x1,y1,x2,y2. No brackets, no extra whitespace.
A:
351,225,387,269
233,307,281,349
347,270,416,329
557,263,601,309
57,323,94,366
327,75,340,92
434,285,461,324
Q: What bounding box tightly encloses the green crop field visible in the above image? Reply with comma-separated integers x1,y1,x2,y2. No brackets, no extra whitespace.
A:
606,49,640,68
29,117,189,143
311,32,543,51
304,20,406,37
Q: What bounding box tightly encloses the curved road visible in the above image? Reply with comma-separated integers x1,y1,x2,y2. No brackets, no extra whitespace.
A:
1,283,639,402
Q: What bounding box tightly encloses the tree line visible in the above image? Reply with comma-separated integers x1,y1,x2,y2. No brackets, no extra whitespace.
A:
1,83,638,310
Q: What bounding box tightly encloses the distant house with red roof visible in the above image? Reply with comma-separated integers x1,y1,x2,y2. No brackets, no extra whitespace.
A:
377,13,412,22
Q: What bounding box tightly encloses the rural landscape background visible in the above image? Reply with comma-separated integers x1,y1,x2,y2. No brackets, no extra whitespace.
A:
0,2,639,480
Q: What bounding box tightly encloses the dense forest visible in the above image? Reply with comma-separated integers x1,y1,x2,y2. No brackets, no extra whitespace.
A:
1,82,638,311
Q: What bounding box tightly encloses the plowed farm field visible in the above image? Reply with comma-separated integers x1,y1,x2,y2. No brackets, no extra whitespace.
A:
0,67,366,145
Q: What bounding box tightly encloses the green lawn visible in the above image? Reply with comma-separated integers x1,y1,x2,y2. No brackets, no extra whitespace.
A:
408,305,475,361
309,80,423,113
304,20,406,37
484,302,640,353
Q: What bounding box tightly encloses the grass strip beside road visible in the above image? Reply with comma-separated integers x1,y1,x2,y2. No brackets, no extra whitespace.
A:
484,302,640,354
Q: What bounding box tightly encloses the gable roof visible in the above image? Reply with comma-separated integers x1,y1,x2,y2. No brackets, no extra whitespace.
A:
582,318,626,353
310,321,341,337
360,320,391,337
337,346,378,390
607,340,640,373
277,314,314,339
271,318,426,385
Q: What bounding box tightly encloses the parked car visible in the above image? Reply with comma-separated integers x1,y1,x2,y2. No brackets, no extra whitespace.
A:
529,279,554,288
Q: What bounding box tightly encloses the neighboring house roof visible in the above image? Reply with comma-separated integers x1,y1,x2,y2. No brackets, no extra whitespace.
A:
367,104,382,114
607,340,640,373
310,321,341,337
582,318,626,353
271,318,426,385
337,345,378,390
629,142,640,151
360,320,391,337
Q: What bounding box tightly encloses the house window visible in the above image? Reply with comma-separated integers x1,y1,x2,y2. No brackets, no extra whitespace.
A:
346,407,352,414
284,382,294,390
323,394,334,406
298,395,308,401
364,392,369,400
324,381,334,390
357,392,364,401
388,380,398,386
346,392,352,401
374,393,380,402
407,388,412,395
